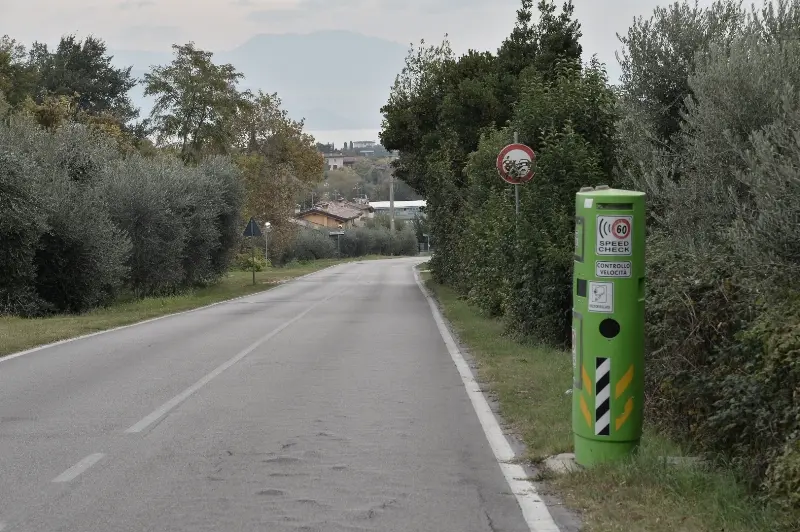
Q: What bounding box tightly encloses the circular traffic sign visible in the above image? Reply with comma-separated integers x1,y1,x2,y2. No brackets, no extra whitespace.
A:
611,218,631,239
496,143,535,184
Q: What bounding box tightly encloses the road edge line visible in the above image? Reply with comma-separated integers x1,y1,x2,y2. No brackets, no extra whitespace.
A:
0,263,345,365
413,267,562,532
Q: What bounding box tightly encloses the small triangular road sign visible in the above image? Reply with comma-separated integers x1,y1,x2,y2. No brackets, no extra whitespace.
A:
243,217,263,237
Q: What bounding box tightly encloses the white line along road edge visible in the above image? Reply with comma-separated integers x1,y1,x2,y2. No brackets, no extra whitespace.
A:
413,267,561,532
0,263,346,365
125,283,352,434
52,453,106,483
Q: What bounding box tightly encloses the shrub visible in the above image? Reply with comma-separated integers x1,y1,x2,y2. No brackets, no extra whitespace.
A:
0,151,46,315
616,0,800,504
33,179,130,313
234,252,267,272
287,229,336,262
198,156,245,278
101,155,188,296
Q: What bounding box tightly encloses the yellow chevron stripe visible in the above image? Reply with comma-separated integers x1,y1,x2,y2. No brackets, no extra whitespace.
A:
616,364,634,399
615,397,634,430
580,395,592,428
582,364,592,393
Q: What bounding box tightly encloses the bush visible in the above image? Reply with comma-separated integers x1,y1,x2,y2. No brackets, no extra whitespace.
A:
615,0,800,504
234,252,267,272
34,179,130,313
101,156,189,296
198,156,245,278
287,229,336,262
0,114,245,312
0,151,46,315
1,118,131,314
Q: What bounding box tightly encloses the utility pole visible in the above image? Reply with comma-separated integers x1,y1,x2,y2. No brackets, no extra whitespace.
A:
389,170,395,232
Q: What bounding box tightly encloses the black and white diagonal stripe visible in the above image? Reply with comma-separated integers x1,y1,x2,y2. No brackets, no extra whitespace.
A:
595,357,611,436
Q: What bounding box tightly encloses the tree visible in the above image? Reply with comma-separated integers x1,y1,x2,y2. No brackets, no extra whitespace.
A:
144,42,246,162
233,90,324,261
0,36,37,108
30,35,138,124
615,1,743,155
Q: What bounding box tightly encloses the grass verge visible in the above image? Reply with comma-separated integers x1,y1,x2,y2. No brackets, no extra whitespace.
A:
0,258,372,358
422,271,799,532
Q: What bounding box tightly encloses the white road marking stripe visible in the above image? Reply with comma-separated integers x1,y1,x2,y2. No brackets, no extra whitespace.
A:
0,264,344,365
413,267,561,532
0,520,7,530
52,453,105,483
125,286,347,434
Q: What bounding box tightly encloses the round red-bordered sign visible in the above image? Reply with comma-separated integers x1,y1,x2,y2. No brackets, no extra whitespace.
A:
611,218,631,240
496,143,536,184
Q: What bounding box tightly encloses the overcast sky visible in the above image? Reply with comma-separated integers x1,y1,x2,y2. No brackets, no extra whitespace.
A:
1,0,716,76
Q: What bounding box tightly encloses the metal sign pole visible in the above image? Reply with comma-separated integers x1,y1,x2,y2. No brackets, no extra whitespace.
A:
513,131,520,216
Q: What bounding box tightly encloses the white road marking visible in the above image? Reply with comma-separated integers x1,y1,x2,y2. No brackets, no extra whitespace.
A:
0,520,6,531
125,286,348,434
52,453,105,483
413,267,562,532
0,264,345,365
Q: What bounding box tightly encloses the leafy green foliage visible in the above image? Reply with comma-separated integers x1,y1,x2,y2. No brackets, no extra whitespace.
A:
381,0,611,347
0,150,46,315
0,113,245,313
616,0,800,507
144,42,246,162
30,35,138,124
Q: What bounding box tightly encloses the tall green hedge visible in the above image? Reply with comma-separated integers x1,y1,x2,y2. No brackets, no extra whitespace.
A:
382,0,800,511
0,115,244,315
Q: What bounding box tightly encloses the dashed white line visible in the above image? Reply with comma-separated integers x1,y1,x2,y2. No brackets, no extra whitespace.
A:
52,453,105,483
413,267,562,532
125,285,349,434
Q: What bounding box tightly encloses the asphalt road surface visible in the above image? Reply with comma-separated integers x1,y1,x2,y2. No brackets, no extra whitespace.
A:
0,258,557,532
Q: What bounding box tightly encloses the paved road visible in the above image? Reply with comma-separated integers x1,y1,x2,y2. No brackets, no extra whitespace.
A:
0,258,545,532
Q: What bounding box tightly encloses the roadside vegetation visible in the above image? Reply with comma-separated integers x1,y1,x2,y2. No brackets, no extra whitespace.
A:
0,33,418,338
385,0,800,526
423,269,798,531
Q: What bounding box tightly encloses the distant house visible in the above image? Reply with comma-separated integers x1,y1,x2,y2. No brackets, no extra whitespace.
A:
324,154,345,170
296,200,374,229
352,140,375,149
369,200,426,220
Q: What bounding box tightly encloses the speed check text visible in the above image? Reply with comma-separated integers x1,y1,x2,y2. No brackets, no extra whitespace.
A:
596,215,633,256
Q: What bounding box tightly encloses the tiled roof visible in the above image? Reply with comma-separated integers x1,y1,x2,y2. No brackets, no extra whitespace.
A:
297,200,370,222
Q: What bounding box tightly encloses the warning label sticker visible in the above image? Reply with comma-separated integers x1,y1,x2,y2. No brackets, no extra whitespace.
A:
596,215,633,256
595,261,632,278
588,281,614,313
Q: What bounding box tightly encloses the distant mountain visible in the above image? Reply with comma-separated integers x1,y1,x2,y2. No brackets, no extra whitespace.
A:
110,30,409,131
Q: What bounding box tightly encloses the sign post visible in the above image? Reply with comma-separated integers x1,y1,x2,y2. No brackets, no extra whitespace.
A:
496,132,535,216
243,217,263,286
572,185,645,466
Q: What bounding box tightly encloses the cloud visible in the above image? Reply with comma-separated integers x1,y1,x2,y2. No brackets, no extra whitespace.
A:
247,9,306,23
119,24,182,43
119,0,155,9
